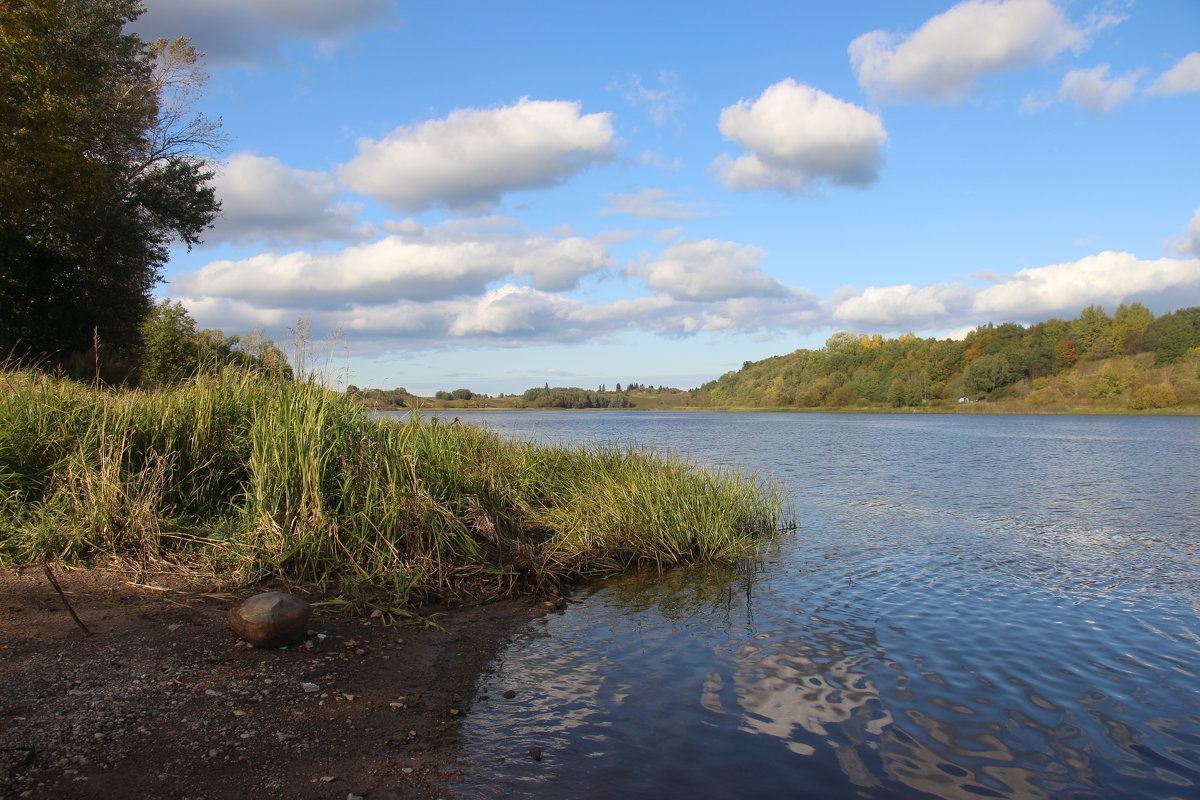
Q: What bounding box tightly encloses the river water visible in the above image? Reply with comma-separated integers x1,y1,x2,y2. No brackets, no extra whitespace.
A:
408,410,1200,799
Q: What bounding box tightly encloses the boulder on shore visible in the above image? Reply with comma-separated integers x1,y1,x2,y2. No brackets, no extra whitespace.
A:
227,591,311,648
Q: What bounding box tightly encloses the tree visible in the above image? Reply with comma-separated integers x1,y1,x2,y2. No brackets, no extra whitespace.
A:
964,354,1019,394
1109,302,1154,355
139,299,199,386
0,0,221,365
139,299,291,386
1069,305,1112,358
1147,307,1200,364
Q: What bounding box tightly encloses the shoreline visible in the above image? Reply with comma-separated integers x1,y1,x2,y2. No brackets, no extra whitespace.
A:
402,404,1200,416
0,565,546,800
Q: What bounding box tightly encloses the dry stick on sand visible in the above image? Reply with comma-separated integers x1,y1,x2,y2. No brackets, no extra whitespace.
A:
43,564,92,636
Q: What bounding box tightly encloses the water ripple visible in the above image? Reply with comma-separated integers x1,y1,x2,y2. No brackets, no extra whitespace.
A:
445,412,1200,799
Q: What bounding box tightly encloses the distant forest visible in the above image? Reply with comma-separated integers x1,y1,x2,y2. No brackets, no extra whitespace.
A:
349,304,1200,412
691,304,1200,410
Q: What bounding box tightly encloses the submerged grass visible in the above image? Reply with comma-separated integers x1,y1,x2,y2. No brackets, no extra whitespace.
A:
0,368,787,608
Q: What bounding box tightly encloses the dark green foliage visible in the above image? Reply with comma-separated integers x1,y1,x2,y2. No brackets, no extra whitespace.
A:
1147,308,1200,364
0,0,220,365
349,387,413,409
521,387,632,408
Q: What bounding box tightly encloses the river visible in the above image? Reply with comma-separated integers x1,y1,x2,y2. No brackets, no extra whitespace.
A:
398,410,1200,799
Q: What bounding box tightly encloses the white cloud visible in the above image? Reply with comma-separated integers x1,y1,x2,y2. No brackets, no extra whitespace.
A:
849,0,1085,104
207,152,363,246
825,248,1200,333
638,239,789,301
973,251,1200,317
833,283,972,327
338,99,617,213
713,79,887,193
447,285,573,337
513,237,613,291
174,215,1200,359
1058,64,1145,112
613,71,688,127
600,189,708,219
1148,52,1200,96
1170,209,1200,258
130,0,393,66
177,227,612,307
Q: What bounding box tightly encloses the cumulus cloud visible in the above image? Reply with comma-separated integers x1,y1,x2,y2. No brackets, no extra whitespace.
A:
174,217,1200,358
638,239,790,301
207,152,364,246
973,251,1200,317
338,99,617,213
1169,209,1200,258
1057,64,1145,112
849,0,1085,104
1148,52,1200,96
129,0,393,66
826,249,1200,333
612,70,688,127
713,79,887,193
600,189,708,219
177,226,612,307
833,283,973,328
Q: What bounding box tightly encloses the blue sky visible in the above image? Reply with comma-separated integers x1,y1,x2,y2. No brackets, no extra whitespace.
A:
132,0,1200,394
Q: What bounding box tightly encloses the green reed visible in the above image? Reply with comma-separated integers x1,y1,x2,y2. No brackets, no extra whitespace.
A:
0,367,787,607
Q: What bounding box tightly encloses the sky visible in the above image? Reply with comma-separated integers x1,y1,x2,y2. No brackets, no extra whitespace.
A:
130,0,1200,395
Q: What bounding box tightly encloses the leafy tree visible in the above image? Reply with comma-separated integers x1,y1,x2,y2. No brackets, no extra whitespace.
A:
139,299,199,386
1109,302,1154,355
0,0,221,365
138,299,291,386
1070,305,1112,358
964,354,1019,394
1148,307,1200,364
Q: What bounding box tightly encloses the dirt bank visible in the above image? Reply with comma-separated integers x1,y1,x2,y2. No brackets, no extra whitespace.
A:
0,565,546,799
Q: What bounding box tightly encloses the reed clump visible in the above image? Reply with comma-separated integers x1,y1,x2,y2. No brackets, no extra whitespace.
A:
0,368,786,608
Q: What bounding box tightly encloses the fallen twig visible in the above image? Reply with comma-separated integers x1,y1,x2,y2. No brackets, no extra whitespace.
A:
43,564,92,637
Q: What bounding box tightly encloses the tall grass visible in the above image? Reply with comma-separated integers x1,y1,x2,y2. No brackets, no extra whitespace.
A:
0,368,787,607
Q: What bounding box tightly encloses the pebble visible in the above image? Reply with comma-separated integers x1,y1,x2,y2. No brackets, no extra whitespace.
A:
502,690,516,699
529,747,542,761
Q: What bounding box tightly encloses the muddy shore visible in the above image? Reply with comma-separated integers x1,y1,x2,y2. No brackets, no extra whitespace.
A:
0,566,547,799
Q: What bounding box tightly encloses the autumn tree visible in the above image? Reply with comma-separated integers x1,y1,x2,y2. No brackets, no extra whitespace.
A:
1069,305,1113,359
1108,302,1154,355
0,0,221,365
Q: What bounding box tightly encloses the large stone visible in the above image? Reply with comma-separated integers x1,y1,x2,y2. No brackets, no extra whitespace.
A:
227,591,311,648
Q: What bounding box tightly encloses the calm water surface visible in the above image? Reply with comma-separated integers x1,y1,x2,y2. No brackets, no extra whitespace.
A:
406,411,1200,799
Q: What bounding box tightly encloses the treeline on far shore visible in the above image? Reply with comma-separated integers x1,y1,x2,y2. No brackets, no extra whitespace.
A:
693,304,1200,412
346,383,690,410
349,304,1200,414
